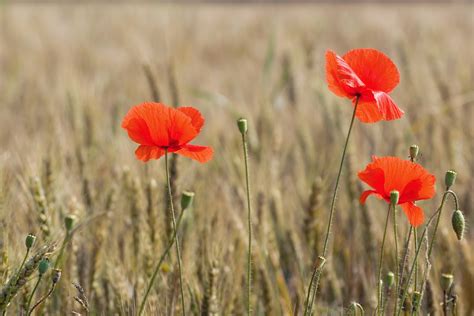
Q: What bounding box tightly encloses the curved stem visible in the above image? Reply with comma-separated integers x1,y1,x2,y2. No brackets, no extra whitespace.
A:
165,151,186,316
137,207,186,315
25,275,42,314
304,96,359,315
376,203,393,315
28,283,56,315
240,131,253,315
397,190,457,316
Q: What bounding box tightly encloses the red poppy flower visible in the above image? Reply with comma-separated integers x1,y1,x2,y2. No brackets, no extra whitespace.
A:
122,102,213,163
358,156,436,227
326,48,404,123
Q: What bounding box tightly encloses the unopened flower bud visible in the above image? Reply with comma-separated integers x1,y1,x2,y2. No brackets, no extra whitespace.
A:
64,215,75,232
237,118,248,134
390,190,399,206
445,170,457,189
385,271,395,289
409,144,419,161
52,269,62,284
25,234,36,249
440,273,453,292
38,258,50,275
451,210,465,241
181,191,195,210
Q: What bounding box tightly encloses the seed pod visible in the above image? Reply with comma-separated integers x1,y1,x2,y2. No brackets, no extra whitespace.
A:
409,144,419,161
25,234,36,249
385,271,395,290
390,190,399,206
440,273,453,292
180,191,195,210
451,210,465,241
237,118,248,134
445,170,457,189
38,259,50,275
64,215,75,232
52,269,61,284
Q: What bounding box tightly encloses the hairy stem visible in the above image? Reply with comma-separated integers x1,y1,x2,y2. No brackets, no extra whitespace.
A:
303,96,359,315
376,203,393,315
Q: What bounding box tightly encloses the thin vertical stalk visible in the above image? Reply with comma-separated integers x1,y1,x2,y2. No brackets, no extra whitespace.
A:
396,226,413,313
25,275,42,314
392,206,399,316
413,228,418,291
138,207,186,315
165,151,186,316
239,126,253,315
376,203,393,315
304,96,360,315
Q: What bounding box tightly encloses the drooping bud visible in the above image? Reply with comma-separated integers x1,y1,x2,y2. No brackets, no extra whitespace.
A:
347,302,365,315
451,210,465,241
445,170,457,189
385,271,395,290
390,190,399,206
25,234,37,249
181,191,195,210
38,258,50,275
440,273,453,292
409,144,419,161
64,215,75,232
52,269,62,284
237,118,248,135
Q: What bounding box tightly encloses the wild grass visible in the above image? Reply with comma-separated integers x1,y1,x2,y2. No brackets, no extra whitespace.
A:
0,3,473,315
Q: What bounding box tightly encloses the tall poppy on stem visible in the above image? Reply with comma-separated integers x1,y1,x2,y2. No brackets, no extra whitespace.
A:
304,48,404,316
122,102,213,316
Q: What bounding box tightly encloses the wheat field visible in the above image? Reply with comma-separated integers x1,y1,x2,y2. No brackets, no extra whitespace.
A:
0,3,473,315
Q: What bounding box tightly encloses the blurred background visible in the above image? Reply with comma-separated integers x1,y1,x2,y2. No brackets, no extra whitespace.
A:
0,1,473,315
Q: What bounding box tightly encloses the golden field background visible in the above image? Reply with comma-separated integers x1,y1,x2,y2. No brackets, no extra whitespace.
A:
0,4,473,315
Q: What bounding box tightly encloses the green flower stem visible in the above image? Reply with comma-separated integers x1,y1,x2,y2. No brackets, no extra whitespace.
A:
138,202,186,315
25,275,43,314
165,151,186,316
397,190,458,316
396,226,413,314
376,203,393,315
304,95,360,315
392,206,399,316
28,282,56,315
53,232,71,269
240,128,253,315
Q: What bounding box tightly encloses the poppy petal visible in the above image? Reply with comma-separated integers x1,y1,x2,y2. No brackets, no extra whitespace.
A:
175,144,214,163
401,202,425,227
135,145,166,162
326,50,365,98
343,48,400,93
178,107,205,133
360,190,384,204
373,91,404,121
354,97,384,123
122,102,170,146
358,163,386,196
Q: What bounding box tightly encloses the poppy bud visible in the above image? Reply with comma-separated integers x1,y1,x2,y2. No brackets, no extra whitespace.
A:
181,191,195,210
412,291,421,311
451,210,465,241
390,190,399,206
385,271,395,289
237,118,248,135
52,269,62,284
347,302,365,315
440,273,453,292
409,144,419,161
25,234,36,249
445,170,457,189
38,258,50,275
64,215,75,232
